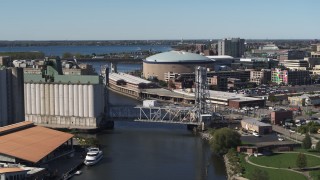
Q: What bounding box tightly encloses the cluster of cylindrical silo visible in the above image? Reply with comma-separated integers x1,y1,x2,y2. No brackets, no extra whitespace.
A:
24,83,105,119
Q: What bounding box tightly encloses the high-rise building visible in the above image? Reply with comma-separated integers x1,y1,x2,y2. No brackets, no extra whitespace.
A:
271,68,310,85
218,38,245,58
0,67,25,126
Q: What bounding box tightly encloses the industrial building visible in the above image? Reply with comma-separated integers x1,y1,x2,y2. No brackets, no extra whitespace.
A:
0,121,73,165
108,72,159,98
13,59,96,75
143,51,214,81
241,119,272,134
23,57,107,129
0,67,25,127
174,90,265,109
271,109,293,125
288,94,320,106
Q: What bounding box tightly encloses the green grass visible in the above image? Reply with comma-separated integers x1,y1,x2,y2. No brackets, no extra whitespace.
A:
249,153,320,168
240,154,307,180
310,170,320,180
294,148,320,156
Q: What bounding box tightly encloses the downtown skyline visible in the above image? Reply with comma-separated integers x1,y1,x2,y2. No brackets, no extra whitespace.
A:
0,0,319,40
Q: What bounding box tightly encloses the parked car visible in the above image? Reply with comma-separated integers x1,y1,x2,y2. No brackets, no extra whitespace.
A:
278,137,284,141
253,132,260,137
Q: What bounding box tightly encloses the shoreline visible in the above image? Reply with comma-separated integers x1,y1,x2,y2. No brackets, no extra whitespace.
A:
199,131,245,180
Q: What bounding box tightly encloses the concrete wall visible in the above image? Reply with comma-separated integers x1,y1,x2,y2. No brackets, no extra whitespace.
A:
24,83,105,128
0,68,25,127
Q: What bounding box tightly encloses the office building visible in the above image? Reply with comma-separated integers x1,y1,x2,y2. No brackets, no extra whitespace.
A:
218,38,245,58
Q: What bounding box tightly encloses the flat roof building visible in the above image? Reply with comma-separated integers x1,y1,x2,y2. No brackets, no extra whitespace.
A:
241,118,272,134
0,121,74,165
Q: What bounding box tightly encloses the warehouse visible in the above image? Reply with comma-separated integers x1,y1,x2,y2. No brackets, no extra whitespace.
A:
0,121,73,165
241,119,272,134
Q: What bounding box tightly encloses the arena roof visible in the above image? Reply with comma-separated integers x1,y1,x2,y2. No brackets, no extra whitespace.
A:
206,55,234,59
145,51,212,63
0,122,73,163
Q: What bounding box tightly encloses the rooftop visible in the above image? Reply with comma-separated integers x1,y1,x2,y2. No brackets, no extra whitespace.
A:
242,119,271,127
145,51,212,63
109,72,152,85
0,167,27,173
0,122,74,163
206,55,234,59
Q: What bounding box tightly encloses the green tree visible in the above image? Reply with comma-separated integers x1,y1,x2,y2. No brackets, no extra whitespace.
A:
62,52,73,58
316,141,320,152
209,128,241,155
249,168,269,180
296,153,307,169
302,133,312,149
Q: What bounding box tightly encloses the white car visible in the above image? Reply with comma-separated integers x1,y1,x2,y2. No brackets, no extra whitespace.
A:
278,137,284,141
253,132,260,137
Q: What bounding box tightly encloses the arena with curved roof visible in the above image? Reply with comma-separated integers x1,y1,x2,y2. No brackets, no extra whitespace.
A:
143,51,214,81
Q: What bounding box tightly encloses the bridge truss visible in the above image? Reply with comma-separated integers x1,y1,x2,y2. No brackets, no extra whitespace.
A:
135,106,201,125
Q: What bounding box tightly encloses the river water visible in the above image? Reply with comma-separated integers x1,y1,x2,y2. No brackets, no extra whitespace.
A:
2,45,227,179
73,91,227,180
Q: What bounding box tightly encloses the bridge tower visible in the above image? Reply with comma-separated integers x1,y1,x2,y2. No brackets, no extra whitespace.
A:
195,66,211,125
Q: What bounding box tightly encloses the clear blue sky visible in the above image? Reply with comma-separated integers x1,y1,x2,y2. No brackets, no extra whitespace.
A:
1,0,319,40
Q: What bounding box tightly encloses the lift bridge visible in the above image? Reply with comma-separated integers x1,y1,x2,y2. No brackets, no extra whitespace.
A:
108,66,211,126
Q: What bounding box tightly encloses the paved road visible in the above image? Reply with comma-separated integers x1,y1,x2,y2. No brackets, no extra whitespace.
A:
272,125,319,144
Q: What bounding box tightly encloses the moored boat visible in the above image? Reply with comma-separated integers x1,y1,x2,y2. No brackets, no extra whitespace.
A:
84,147,103,166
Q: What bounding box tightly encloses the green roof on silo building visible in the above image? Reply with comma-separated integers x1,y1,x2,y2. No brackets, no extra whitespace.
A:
24,57,102,84
145,51,212,63
24,73,101,84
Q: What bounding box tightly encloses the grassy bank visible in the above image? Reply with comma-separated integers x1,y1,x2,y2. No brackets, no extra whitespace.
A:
249,153,320,168
240,154,307,180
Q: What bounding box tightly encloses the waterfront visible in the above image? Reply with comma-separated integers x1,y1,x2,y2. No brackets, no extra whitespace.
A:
74,122,227,180
73,90,227,180
0,45,172,57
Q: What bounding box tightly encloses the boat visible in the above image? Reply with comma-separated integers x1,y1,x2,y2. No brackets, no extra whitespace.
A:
84,147,103,166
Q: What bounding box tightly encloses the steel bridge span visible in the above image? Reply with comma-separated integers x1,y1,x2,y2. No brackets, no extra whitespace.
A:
108,105,202,125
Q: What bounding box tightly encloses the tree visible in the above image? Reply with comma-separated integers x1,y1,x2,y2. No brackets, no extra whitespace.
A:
302,133,312,149
62,52,73,58
249,168,269,180
296,153,307,169
209,128,241,155
316,141,320,152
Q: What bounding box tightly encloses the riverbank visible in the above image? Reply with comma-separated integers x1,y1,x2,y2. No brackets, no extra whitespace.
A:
200,131,246,180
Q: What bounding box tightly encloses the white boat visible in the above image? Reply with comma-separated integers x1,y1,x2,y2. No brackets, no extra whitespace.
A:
84,147,103,166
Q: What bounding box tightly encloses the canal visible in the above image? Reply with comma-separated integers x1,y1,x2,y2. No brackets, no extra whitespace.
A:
74,91,227,180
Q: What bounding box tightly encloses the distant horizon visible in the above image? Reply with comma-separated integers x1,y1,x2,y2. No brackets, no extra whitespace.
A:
1,0,319,40
0,38,319,42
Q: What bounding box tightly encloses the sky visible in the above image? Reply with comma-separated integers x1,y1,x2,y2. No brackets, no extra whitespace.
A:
0,0,319,40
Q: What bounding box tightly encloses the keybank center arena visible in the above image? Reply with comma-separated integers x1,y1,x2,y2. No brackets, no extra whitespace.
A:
143,51,215,81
